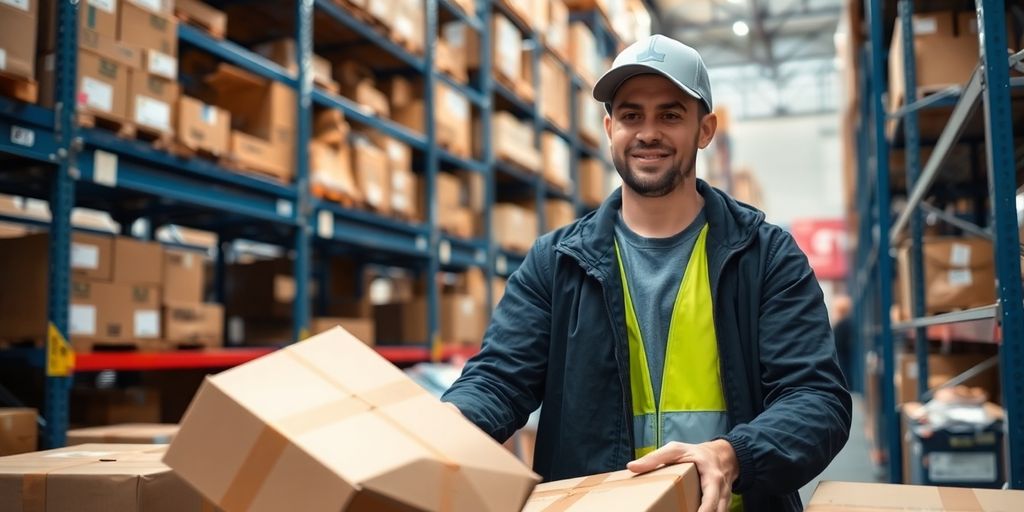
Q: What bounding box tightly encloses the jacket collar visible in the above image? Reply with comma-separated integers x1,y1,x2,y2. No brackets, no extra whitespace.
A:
556,179,766,279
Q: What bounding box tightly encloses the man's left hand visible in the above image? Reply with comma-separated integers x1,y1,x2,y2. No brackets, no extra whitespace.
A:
626,439,738,512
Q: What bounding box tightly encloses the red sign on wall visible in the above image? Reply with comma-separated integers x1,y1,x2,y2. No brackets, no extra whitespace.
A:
790,219,848,281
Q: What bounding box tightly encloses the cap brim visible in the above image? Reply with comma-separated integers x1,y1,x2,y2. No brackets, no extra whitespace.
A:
593,64,705,109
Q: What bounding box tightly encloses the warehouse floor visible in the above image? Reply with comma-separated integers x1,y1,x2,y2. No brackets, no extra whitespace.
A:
799,394,880,504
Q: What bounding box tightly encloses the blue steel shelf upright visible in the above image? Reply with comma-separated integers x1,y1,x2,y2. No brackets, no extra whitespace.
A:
853,0,1024,488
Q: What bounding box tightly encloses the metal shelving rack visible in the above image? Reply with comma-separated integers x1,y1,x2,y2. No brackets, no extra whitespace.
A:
852,0,1024,487
0,0,629,447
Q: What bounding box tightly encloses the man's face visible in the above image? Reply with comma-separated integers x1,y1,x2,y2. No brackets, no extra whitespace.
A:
603,74,716,197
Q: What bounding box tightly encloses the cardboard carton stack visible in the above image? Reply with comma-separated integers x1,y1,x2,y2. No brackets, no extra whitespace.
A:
438,21,471,84
888,11,982,112
176,95,231,158
569,21,602,85
493,203,538,253
437,171,476,239
491,111,542,173
540,53,570,132
335,60,390,118
392,78,472,159
896,237,996,321
254,38,338,93
0,0,39,102
578,88,606,147
468,13,530,100
0,408,37,456
579,158,608,207
545,199,576,232
351,134,391,214
162,248,223,350
310,110,360,206
371,133,419,221
542,131,572,192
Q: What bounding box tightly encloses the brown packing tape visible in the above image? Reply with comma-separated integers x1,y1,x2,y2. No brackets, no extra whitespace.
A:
20,457,130,512
216,349,459,511
938,486,984,511
538,473,611,512
532,473,688,511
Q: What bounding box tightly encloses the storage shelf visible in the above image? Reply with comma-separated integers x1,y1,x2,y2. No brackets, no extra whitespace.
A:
543,120,572,142
0,98,58,163
313,89,427,150
494,82,535,117
545,187,573,201
314,200,431,259
313,0,425,72
437,73,487,108
375,344,479,364
76,348,276,372
439,149,488,174
495,160,540,186
179,24,295,85
491,1,535,37
439,235,489,269
495,250,525,277
438,0,484,32
892,305,998,331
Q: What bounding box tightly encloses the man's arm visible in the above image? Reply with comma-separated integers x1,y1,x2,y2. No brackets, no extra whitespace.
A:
441,241,552,442
723,231,853,495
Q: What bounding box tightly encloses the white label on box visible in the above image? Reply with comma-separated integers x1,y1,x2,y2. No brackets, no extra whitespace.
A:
395,17,414,39
134,310,160,338
443,23,466,47
439,240,451,264
147,52,177,80
276,199,293,217
44,54,55,71
70,305,97,336
950,243,972,267
392,171,409,191
82,77,114,113
392,195,408,211
317,210,334,238
447,90,469,119
929,452,997,482
201,105,218,125
93,150,118,187
71,243,100,270
11,126,34,147
912,17,938,35
387,142,405,162
228,316,244,345
415,236,427,251
0,49,6,71
0,0,29,11
183,253,194,268
367,185,383,206
90,0,116,13
948,269,973,287
475,249,486,263
130,0,162,13
135,96,171,132
461,298,473,315
496,255,508,275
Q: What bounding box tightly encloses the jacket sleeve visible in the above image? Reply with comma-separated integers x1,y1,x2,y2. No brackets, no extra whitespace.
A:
441,240,552,442
724,231,853,495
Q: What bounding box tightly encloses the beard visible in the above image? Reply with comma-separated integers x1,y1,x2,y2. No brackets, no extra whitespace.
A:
612,136,698,198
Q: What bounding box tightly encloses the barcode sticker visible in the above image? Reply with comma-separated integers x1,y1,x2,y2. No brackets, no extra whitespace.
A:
439,240,451,264
228,317,244,345
93,150,118,187
929,452,997,483
82,77,114,112
134,310,160,338
147,51,177,80
201,104,218,124
948,269,973,287
276,199,293,217
317,210,334,238
950,243,971,267
71,243,100,270
11,126,34,147
90,0,116,13
367,185,383,207
447,90,469,119
135,96,171,131
70,305,97,336
497,255,508,275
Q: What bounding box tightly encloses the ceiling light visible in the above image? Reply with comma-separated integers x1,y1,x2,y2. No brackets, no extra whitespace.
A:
732,21,750,37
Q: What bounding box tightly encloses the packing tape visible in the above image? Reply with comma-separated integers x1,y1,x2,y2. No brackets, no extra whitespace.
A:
20,456,147,512
532,472,689,512
938,486,983,511
217,349,458,512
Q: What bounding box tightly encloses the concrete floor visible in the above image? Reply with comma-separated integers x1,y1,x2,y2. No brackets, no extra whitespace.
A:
799,393,882,505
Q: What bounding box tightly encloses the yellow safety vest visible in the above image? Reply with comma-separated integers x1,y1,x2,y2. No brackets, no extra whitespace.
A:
615,224,743,511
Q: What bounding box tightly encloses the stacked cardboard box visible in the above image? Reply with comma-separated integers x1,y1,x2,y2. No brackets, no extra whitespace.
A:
0,0,38,102
437,171,476,238
491,111,542,172
579,158,608,207
896,237,995,320
544,0,570,62
468,13,527,96
493,203,538,253
67,423,179,445
542,132,572,191
310,118,361,206
578,88,606,147
569,21,602,85
545,200,576,232
540,54,571,132
888,11,980,112
335,60,390,118
162,248,223,349
176,95,231,157
895,352,1000,405
351,134,391,214
370,134,419,221
393,79,472,159
438,22,470,83
0,408,37,456
0,444,217,510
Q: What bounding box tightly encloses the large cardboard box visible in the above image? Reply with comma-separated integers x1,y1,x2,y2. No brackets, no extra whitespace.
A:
441,294,486,346
163,249,204,303
229,131,294,181
177,95,230,156
77,47,130,121
66,423,179,445
310,317,375,346
437,171,462,210
0,444,216,511
493,14,523,86
0,0,37,81
579,158,607,206
113,237,163,286
310,140,361,202
440,206,476,239
525,464,700,512
569,22,600,85
806,480,1024,511
540,54,570,131
119,0,178,57
73,232,115,281
437,81,472,157
493,203,538,253
164,327,539,511
436,38,468,83
896,352,1000,404
546,0,570,62
163,302,224,348
897,237,996,319
578,87,606,147
71,387,162,425
313,109,349,146
542,132,571,191
81,0,118,39
344,80,390,118
70,280,161,344
352,137,390,214
175,0,227,38
492,111,542,172
392,0,425,54
128,70,179,135
545,199,576,232
0,409,36,456
888,12,978,111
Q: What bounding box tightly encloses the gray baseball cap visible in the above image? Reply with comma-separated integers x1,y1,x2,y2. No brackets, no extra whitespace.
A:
593,35,713,113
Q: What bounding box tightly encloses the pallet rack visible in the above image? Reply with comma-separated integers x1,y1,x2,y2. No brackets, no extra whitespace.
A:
0,0,629,447
851,0,1024,487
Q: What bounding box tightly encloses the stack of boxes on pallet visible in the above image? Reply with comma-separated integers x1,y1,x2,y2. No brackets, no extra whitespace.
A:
0,232,222,352
375,268,490,347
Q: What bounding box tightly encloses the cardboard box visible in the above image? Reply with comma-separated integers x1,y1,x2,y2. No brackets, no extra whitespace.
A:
177,95,231,156
344,79,390,118
163,327,539,510
542,132,571,191
806,480,1024,511
374,299,428,343
0,0,37,81
113,237,163,286
493,203,538,253
525,464,699,512
71,387,162,425
141,48,177,81
897,237,996,319
495,14,523,85
441,294,486,345
78,27,141,68
437,81,472,157
313,109,349,146
225,258,299,320
896,352,1000,404
392,0,424,54
128,70,179,135
70,280,161,344
578,88,606,147
439,22,470,83
163,249,204,303
390,166,417,220
81,0,118,39
579,158,607,206
0,444,216,511
440,206,476,239
66,423,179,445
119,0,178,56
310,140,361,202
163,302,223,348
0,409,36,456
546,0,570,62
459,267,488,306
545,200,576,232
77,47,130,120
492,111,542,172
229,131,294,181
352,137,390,214
252,38,336,91
569,22,601,84
437,171,463,210
540,54,570,132
310,317,375,346
175,0,227,38
903,401,1005,487
888,12,978,111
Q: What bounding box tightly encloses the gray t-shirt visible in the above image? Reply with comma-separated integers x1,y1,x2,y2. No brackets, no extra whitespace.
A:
614,209,706,403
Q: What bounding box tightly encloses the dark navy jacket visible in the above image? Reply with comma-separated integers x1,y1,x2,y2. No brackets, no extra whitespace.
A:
442,181,852,511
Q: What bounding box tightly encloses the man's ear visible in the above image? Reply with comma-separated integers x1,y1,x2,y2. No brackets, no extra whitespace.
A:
697,112,718,149
604,112,612,141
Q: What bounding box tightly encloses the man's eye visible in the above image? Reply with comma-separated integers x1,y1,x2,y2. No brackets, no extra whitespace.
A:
662,112,681,120
621,113,640,121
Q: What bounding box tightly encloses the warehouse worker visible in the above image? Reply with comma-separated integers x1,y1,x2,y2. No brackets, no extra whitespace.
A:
442,34,851,512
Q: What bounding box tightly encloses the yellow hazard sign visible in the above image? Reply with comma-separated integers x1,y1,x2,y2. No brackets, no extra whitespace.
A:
430,334,444,362
47,323,76,377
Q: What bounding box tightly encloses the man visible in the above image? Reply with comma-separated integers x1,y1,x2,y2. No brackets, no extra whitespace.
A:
442,35,851,512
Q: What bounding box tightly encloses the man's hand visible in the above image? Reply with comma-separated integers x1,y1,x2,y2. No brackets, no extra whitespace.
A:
627,440,738,512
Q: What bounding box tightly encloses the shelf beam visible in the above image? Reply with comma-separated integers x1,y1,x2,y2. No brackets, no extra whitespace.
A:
892,304,998,331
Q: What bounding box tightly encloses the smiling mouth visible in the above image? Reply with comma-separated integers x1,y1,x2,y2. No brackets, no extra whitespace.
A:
630,152,672,162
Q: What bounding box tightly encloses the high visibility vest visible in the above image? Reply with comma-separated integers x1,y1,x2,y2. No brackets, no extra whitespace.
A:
615,224,743,511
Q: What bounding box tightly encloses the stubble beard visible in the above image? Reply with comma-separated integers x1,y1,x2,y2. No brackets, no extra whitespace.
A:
612,138,698,198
